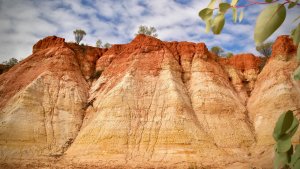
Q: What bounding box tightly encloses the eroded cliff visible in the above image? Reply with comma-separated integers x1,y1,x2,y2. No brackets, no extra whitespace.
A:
0,35,299,169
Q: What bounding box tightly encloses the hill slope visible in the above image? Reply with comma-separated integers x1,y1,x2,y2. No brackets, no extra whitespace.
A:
0,35,299,168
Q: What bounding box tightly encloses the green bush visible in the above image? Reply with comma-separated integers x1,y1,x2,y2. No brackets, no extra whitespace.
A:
273,110,300,169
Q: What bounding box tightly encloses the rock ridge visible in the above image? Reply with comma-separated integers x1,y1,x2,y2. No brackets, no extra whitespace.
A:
0,35,299,169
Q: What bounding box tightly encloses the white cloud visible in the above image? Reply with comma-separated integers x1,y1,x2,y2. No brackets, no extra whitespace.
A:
0,0,299,62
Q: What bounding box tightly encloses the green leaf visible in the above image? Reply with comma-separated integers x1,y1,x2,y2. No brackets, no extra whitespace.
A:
208,0,217,9
291,145,300,166
294,65,300,80
199,8,213,21
212,13,225,34
274,151,289,169
273,111,295,140
265,0,273,2
254,3,286,44
293,160,300,169
205,19,212,33
288,2,297,8
231,0,239,6
276,138,292,153
239,10,244,22
219,3,231,13
232,8,237,23
291,24,300,45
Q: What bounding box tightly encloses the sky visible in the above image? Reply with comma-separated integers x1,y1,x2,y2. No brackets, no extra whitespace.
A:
0,0,299,62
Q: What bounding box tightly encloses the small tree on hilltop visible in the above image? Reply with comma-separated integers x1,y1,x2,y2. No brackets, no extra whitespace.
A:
136,25,158,37
103,43,111,48
96,40,102,48
73,29,86,44
2,58,18,67
225,52,233,58
210,46,224,56
256,42,273,57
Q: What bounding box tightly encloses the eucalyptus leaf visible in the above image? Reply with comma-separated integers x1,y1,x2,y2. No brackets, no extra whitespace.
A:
205,19,212,33
278,114,299,140
293,160,300,169
232,8,237,23
239,10,244,22
294,65,300,80
208,0,217,9
291,24,300,45
276,138,292,153
219,3,231,13
288,2,297,8
273,111,294,140
231,0,239,6
212,13,225,34
199,8,213,21
274,152,289,169
291,145,300,166
254,3,286,44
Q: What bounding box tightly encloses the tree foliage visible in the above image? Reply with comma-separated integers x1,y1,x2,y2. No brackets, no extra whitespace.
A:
273,110,300,169
211,46,224,56
136,25,158,37
96,40,102,48
225,52,233,58
256,42,273,57
73,29,86,44
199,1,300,168
198,0,300,80
0,58,19,74
103,43,111,48
96,39,111,48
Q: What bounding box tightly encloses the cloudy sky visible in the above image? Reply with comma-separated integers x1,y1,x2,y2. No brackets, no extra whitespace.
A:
0,0,299,62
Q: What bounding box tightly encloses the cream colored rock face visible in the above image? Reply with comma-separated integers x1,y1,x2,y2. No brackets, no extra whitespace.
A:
65,49,223,164
0,72,87,158
0,35,299,168
248,56,300,146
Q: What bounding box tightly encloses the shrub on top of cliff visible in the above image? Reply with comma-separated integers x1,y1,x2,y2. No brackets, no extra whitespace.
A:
96,40,102,48
0,58,19,74
225,52,233,58
135,25,158,38
103,43,112,48
198,0,300,80
73,29,86,44
273,110,300,169
95,39,111,48
256,42,273,57
2,58,18,67
211,46,224,56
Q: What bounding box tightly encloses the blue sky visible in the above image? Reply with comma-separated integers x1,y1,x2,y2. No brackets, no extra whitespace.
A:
0,0,299,62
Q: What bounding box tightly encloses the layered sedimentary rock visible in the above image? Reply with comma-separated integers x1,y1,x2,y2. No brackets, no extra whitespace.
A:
0,35,299,168
248,36,300,146
0,36,104,158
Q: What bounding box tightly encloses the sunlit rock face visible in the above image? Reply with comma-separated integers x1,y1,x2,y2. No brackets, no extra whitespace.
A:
247,36,300,146
0,35,299,168
0,36,104,158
